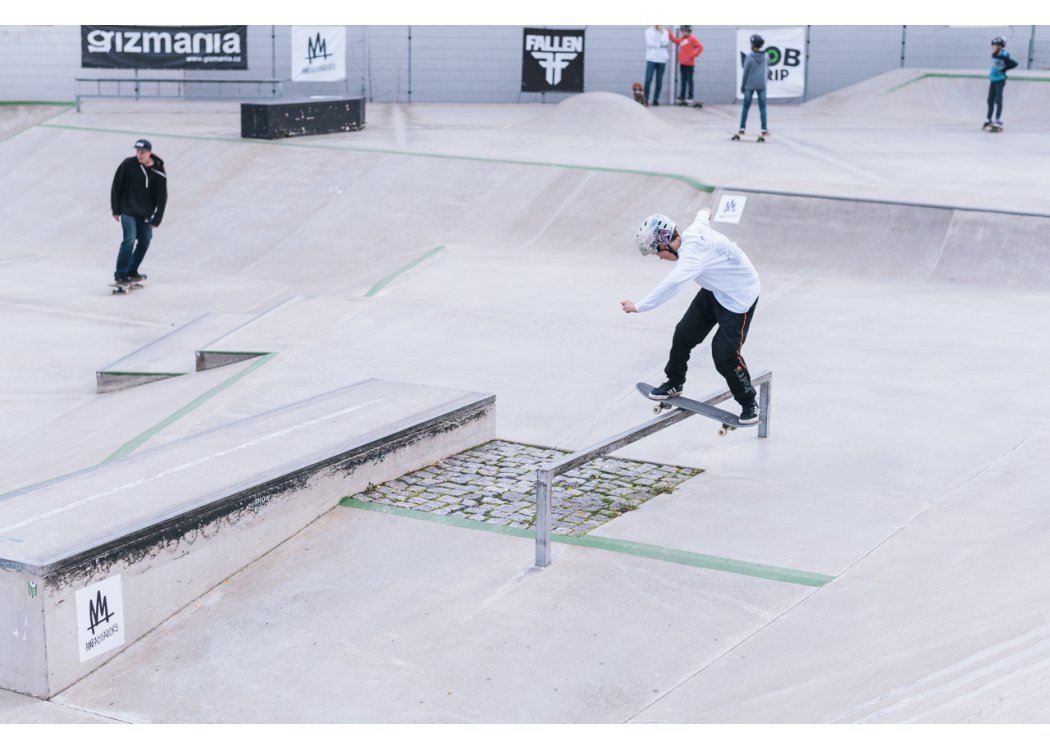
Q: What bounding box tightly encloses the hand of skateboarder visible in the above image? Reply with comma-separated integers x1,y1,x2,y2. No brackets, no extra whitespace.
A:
620,300,638,313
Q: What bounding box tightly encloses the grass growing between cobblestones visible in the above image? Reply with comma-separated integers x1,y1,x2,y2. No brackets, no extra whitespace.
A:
346,440,702,537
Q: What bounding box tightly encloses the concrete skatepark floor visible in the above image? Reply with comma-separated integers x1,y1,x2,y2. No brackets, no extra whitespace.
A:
3,69,1050,729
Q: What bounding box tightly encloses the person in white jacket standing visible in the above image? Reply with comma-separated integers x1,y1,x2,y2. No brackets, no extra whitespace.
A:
621,207,762,424
644,25,674,106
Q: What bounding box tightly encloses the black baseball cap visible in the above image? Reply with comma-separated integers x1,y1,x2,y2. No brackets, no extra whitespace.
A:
134,139,152,151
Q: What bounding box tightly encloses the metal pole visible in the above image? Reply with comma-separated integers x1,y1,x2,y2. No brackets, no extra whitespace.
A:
1028,25,1036,70
803,25,811,102
534,468,553,567
407,26,413,103
271,25,277,95
758,379,771,439
900,25,907,68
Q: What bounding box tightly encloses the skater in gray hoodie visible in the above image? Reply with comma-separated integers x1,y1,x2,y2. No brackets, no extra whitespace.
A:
737,34,770,137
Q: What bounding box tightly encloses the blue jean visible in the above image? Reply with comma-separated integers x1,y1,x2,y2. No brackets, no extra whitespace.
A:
115,213,152,279
739,88,768,131
678,64,695,100
644,61,665,104
987,79,1005,120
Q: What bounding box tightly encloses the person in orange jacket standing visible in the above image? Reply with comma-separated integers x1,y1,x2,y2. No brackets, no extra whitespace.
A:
674,25,704,107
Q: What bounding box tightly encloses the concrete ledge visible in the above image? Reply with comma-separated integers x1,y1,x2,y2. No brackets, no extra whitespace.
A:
195,350,269,372
96,313,257,393
0,379,495,698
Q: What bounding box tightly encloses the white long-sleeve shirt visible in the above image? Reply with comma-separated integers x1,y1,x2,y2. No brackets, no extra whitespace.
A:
635,209,761,314
645,27,672,64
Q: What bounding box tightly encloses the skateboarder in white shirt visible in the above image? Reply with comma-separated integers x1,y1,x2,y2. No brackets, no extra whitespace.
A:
621,206,761,424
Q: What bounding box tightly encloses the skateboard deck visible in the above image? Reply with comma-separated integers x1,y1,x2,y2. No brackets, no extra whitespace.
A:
631,83,647,107
636,382,754,436
109,281,145,294
675,100,703,108
731,131,769,142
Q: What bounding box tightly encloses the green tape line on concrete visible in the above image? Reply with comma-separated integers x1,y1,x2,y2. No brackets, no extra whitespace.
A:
340,497,835,587
366,246,445,297
101,352,275,464
36,123,716,193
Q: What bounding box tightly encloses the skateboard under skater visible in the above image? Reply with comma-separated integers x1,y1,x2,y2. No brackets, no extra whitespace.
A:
636,382,755,437
983,122,1003,133
109,280,145,295
675,99,704,109
731,130,770,143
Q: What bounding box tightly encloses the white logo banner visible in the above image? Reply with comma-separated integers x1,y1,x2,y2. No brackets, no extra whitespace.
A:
736,28,806,100
714,194,748,224
76,574,126,662
292,26,346,82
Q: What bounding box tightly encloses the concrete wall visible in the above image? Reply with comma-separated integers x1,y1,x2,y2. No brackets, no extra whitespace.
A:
2,24,1047,106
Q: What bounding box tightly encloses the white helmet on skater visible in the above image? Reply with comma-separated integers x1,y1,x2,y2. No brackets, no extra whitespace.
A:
635,213,677,256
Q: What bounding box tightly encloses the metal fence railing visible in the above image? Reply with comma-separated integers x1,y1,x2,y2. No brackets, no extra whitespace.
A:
74,77,283,112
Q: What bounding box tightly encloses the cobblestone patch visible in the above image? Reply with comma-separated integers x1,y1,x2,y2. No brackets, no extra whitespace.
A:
350,440,703,536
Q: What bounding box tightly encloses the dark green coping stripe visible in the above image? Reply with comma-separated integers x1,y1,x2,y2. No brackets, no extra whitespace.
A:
366,246,445,297
0,101,75,107
886,72,1050,93
36,122,716,193
340,498,835,587
100,352,275,464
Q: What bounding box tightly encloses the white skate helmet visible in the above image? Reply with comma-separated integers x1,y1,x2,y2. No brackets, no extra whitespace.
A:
635,213,677,256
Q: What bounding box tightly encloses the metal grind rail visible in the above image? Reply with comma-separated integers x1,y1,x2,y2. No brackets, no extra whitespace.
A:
534,371,772,567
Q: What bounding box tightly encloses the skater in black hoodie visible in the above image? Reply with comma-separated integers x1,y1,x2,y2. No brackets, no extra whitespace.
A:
111,138,167,284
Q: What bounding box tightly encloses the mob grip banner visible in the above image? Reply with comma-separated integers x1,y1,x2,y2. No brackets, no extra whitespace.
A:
735,27,806,99
521,28,585,92
82,25,248,69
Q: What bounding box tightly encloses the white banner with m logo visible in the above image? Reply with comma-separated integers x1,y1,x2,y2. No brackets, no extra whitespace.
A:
291,26,346,82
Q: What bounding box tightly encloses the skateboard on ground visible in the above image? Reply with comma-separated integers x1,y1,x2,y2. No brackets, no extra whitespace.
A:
631,83,647,107
731,130,770,143
109,280,145,295
675,99,703,108
983,123,1003,133
636,382,754,437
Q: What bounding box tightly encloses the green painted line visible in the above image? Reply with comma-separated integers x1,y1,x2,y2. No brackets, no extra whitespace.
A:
35,122,717,193
199,350,271,357
366,245,445,297
101,352,275,464
0,100,75,107
98,371,186,378
340,498,835,587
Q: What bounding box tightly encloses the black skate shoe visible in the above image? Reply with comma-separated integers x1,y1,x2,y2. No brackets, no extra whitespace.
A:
739,400,760,425
648,381,683,400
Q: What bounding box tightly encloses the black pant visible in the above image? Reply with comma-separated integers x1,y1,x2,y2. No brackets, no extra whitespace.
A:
987,79,1006,120
678,64,694,100
664,289,758,406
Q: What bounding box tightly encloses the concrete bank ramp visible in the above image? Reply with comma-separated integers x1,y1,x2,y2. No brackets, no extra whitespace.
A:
802,68,1050,121
0,378,494,699
711,187,1050,289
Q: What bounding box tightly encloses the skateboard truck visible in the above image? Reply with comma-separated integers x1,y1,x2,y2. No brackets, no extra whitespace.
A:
652,400,737,436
